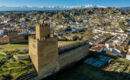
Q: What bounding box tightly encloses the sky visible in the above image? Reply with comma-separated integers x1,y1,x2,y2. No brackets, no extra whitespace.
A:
0,0,129,7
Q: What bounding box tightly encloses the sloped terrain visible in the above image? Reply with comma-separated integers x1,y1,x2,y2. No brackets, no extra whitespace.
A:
44,57,130,80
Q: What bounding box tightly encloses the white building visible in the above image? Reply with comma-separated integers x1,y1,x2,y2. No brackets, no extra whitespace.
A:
126,47,130,60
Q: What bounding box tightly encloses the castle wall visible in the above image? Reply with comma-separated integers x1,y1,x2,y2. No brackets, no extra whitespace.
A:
8,31,28,44
9,36,27,44
28,23,89,80
22,42,89,80
58,41,87,54
59,44,89,68
33,38,59,79
29,37,38,71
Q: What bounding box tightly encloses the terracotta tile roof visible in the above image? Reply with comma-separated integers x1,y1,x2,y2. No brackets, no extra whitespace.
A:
96,44,105,47
90,46,103,52
0,36,9,44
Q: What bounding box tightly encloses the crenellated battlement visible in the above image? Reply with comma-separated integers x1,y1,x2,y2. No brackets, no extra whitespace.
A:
8,30,18,37
29,34,36,39
36,23,51,40
8,30,27,44
8,30,19,33
58,41,88,54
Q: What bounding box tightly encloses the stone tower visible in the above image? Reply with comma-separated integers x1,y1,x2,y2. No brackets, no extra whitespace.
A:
8,30,27,44
29,23,59,79
8,30,18,43
36,24,50,40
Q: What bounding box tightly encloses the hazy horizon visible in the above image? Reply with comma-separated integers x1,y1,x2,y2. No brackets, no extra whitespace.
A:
0,0,129,7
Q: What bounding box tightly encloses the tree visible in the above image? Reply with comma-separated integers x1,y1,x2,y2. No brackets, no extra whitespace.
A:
119,22,126,31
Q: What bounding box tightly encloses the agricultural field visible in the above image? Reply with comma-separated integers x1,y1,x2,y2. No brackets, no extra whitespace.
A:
104,58,130,75
0,58,34,80
0,44,34,80
0,49,34,80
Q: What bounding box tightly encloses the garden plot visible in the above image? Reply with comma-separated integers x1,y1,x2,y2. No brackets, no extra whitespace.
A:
0,58,34,80
0,49,34,80
103,58,130,74
124,65,130,73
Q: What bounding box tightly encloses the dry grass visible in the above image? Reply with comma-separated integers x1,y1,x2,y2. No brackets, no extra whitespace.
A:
0,44,28,52
104,58,130,74
58,41,78,47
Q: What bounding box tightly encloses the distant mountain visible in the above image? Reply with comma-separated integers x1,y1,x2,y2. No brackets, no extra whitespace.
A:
118,7,130,10
0,5,106,11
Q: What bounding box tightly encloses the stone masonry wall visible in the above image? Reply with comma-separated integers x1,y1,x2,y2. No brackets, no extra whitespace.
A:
59,44,89,69
29,37,38,71
33,38,59,79
58,41,87,54
9,36,27,43
8,31,27,44
36,24,50,40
